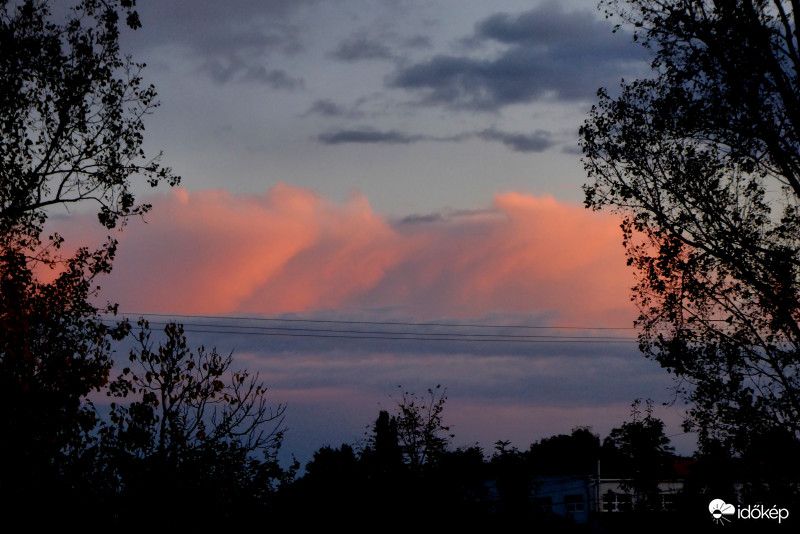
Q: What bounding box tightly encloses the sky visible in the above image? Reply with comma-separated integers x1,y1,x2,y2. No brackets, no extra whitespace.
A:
55,0,695,464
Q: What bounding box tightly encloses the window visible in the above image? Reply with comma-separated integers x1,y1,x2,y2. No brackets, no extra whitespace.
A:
603,492,632,512
565,494,585,514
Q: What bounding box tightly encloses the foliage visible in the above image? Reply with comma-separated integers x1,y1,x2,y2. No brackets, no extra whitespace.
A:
0,0,178,511
581,0,800,453
107,320,286,460
528,426,602,476
605,399,675,508
346,386,453,480
0,243,128,509
392,384,453,470
287,399,686,528
0,1,299,522
286,389,485,529
0,0,178,248
360,409,403,477
490,441,535,518
96,320,290,519
304,443,361,481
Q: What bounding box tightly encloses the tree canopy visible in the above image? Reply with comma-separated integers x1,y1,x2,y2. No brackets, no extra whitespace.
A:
0,0,177,510
581,0,800,453
0,0,178,247
96,320,290,523
605,399,676,509
0,1,291,521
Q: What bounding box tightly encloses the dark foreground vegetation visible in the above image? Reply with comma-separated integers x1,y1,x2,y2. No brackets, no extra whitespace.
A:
278,395,800,532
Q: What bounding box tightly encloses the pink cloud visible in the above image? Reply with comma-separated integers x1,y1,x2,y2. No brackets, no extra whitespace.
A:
348,192,633,324
63,184,634,325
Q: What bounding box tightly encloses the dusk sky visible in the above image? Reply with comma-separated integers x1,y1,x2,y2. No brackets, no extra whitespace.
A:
58,0,695,464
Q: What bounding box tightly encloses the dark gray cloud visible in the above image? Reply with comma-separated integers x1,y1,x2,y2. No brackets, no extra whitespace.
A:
331,32,394,62
476,6,607,47
203,55,305,87
395,208,503,228
478,128,553,152
303,99,372,119
124,1,314,87
317,128,422,145
398,213,445,225
304,99,349,117
317,126,554,153
237,67,302,90
403,35,433,49
388,2,648,110
330,28,435,63
129,0,313,51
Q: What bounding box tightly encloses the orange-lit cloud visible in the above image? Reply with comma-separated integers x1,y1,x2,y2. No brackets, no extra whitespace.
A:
356,192,633,324
63,184,634,325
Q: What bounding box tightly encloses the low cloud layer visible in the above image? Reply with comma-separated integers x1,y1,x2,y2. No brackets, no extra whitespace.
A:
61,185,634,326
477,128,553,152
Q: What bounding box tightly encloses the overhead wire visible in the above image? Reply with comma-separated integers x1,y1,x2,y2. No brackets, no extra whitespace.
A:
100,312,640,344
111,312,638,330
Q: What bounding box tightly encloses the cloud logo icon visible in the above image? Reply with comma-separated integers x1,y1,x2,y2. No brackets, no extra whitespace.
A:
709,499,736,524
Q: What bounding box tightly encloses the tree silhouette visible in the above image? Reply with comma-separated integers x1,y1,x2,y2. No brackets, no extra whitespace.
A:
96,320,290,522
0,0,178,514
282,386,461,528
0,243,128,512
605,400,675,509
0,0,176,515
361,409,403,477
581,0,800,453
0,0,177,245
393,385,453,470
528,426,601,476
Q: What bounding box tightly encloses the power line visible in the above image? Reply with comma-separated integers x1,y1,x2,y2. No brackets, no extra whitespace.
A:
118,320,637,341
130,326,638,344
100,312,640,344
111,311,638,331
